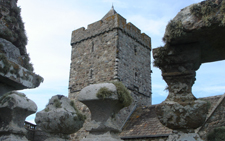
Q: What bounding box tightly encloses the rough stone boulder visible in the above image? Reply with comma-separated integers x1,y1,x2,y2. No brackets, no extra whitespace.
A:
155,0,225,67
0,91,37,141
0,0,43,95
35,95,86,141
151,0,225,140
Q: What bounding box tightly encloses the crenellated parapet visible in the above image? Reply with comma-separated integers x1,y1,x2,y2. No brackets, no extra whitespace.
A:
71,14,151,50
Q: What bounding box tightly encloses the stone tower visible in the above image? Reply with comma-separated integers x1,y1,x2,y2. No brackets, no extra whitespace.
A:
69,7,151,139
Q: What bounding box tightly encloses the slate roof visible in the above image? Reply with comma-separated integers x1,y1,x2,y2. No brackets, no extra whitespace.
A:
199,94,223,114
120,94,224,139
120,105,172,139
102,6,117,20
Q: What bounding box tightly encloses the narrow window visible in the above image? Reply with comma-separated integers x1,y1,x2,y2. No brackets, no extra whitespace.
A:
134,46,137,55
134,85,139,92
90,69,93,79
135,72,138,82
91,42,94,52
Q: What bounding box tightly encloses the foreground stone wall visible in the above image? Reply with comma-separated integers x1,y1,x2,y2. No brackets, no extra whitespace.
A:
122,137,168,141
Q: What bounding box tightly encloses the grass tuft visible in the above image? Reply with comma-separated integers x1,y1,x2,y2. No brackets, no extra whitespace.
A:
53,99,62,108
112,81,132,107
96,87,113,99
70,100,86,122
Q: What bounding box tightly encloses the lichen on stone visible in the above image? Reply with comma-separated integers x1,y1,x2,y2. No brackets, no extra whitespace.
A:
0,92,12,104
153,46,169,69
0,91,26,104
70,100,86,122
163,20,184,42
0,1,34,72
44,107,50,112
0,54,11,74
190,0,225,27
53,99,62,108
207,126,225,141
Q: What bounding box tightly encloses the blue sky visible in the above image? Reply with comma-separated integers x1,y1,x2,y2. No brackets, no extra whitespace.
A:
17,0,225,123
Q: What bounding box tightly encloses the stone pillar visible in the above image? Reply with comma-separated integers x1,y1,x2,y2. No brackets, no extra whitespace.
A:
0,91,37,141
78,82,132,141
153,46,208,141
35,95,85,141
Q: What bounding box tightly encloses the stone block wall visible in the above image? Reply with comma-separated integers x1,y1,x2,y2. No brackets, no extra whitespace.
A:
117,29,151,106
69,11,151,140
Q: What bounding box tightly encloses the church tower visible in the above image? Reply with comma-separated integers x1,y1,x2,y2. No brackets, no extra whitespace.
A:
69,7,151,139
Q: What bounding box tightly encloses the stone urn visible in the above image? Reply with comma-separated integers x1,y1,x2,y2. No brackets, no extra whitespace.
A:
155,71,208,141
78,82,132,141
35,95,86,141
0,91,37,141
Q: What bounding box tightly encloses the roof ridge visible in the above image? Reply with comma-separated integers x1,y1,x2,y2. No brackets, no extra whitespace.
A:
102,6,117,20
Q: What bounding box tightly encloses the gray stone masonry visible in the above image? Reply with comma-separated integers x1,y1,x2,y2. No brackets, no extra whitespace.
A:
69,8,151,140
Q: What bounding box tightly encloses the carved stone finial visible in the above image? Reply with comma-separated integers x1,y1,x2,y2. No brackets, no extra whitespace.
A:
78,82,132,141
0,91,37,141
35,95,85,141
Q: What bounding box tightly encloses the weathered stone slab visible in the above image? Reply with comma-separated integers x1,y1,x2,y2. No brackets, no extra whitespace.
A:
0,0,43,96
0,38,21,65
161,0,225,63
0,56,43,96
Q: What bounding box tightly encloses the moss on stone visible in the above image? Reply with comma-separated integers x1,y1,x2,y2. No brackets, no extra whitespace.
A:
70,100,86,122
96,87,113,99
36,74,44,85
190,0,225,27
23,54,34,72
0,54,11,74
0,92,12,104
207,126,225,141
44,107,50,112
221,0,225,13
0,91,26,104
53,99,62,108
153,46,169,69
190,4,202,17
0,4,27,50
112,81,132,107
163,20,184,42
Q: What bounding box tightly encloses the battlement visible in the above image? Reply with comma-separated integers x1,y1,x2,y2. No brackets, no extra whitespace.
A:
71,14,151,50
